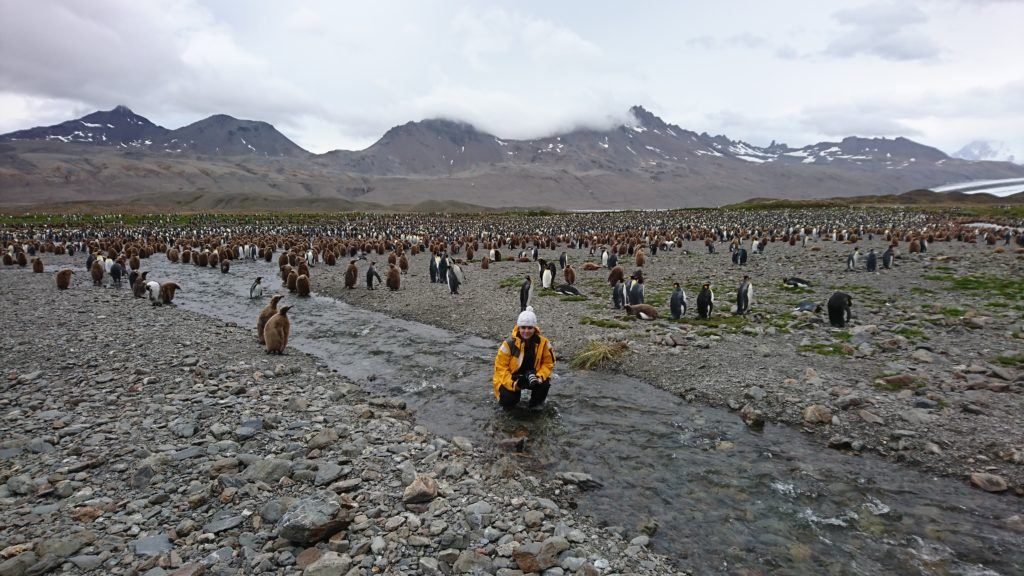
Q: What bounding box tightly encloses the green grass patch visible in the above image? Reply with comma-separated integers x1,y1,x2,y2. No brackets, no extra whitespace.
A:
909,287,935,296
894,327,927,340
833,330,852,342
948,274,1024,301
798,343,853,356
580,316,631,329
498,276,523,289
994,355,1023,367
677,314,748,329
559,295,588,302
922,273,954,282
937,307,966,318
983,300,1006,309
569,340,628,370
934,265,954,273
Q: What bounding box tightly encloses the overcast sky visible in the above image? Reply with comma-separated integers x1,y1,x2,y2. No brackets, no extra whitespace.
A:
1,0,1022,158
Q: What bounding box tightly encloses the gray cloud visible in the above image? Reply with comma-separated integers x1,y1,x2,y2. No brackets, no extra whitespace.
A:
825,2,942,61
686,33,768,50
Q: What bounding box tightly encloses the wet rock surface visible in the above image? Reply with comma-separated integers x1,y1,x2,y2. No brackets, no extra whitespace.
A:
0,267,677,575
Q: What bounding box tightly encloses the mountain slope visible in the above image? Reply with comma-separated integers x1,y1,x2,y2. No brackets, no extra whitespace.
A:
0,105,168,147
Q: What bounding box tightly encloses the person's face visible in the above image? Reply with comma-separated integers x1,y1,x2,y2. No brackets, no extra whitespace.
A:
518,325,535,338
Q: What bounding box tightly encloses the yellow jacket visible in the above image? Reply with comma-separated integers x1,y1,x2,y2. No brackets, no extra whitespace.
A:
493,326,555,399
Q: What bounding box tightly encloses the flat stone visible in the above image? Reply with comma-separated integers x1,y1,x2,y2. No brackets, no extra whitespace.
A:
303,551,351,576
203,514,244,534
308,428,339,450
132,534,173,556
170,446,203,461
314,463,345,487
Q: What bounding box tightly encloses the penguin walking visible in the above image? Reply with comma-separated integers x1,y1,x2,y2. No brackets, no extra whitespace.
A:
735,275,753,315
865,249,877,272
446,262,462,295
846,248,861,271
250,277,264,299
669,282,687,320
882,246,894,270
827,292,853,327
366,262,382,290
519,275,533,312
696,283,715,319
264,306,292,354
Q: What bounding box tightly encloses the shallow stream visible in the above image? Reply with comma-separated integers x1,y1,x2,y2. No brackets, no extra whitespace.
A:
149,257,1023,575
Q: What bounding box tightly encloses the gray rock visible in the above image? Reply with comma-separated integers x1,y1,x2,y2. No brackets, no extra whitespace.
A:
241,458,293,483
36,532,94,558
303,551,351,576
69,555,103,570
131,534,173,556
6,474,35,495
203,513,244,534
453,550,491,574
308,428,339,450
0,552,37,576
314,463,345,486
278,493,351,545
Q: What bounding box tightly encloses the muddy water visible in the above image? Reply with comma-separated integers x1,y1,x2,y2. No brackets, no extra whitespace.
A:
150,258,1023,575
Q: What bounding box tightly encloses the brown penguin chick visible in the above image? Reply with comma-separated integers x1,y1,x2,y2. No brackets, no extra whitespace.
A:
90,261,104,286
264,305,292,354
398,253,409,274
625,303,659,320
197,252,208,267
387,252,397,266
564,264,576,285
220,259,230,274
133,271,150,298
287,270,299,292
257,294,284,344
582,262,600,271
344,260,358,289
296,274,311,296
56,269,73,289
182,250,192,264
297,262,310,278
17,252,28,267
386,264,400,291
480,256,490,270
208,251,219,267
635,250,646,268
160,282,181,304
129,255,140,270
2,253,13,266
607,265,624,287
32,258,43,273
280,264,292,282
324,250,336,266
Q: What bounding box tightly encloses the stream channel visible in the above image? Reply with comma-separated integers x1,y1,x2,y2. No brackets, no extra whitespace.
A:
150,257,1023,575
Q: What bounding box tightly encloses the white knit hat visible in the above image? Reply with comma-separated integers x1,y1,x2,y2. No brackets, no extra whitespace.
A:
517,306,537,327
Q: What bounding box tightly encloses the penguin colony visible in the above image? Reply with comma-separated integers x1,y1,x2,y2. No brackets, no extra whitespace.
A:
4,207,1021,363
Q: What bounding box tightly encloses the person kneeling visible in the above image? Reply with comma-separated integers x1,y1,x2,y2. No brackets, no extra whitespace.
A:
492,306,555,409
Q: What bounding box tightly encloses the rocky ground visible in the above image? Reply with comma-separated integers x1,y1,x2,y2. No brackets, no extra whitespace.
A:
312,237,1024,494
0,263,679,575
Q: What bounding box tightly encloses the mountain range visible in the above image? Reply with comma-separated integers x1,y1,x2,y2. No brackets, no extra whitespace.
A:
2,105,1023,212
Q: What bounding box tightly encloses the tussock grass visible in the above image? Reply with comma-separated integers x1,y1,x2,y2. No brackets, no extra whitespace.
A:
569,340,629,370
498,276,523,289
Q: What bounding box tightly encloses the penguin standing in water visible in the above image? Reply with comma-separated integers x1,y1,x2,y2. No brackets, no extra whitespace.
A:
735,275,753,315
827,292,853,327
250,277,264,299
612,278,626,310
519,275,533,312
669,282,688,320
882,246,894,270
846,247,861,271
697,283,715,319
865,248,878,272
